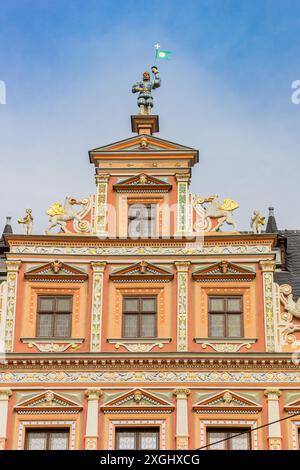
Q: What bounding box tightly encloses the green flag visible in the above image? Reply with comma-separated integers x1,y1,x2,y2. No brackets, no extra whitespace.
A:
155,49,172,60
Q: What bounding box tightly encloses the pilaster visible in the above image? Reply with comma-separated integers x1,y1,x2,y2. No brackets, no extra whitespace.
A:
95,174,110,236
264,389,282,450
5,260,21,352
175,262,190,352
174,389,190,450
0,389,12,450
260,260,276,352
90,262,106,352
175,173,190,236
85,389,102,450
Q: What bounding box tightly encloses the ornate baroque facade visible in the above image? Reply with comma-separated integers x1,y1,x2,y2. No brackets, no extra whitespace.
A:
0,113,300,451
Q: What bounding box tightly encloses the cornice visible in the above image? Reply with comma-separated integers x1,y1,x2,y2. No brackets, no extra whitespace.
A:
0,353,299,370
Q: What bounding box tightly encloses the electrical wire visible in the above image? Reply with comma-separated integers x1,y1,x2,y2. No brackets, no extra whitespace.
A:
196,410,300,450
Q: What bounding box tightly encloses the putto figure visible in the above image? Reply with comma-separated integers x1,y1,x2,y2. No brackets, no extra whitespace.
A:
18,208,33,235
250,210,265,234
132,66,161,115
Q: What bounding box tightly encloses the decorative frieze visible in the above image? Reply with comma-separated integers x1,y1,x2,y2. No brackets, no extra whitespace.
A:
4,260,21,352
10,243,272,256
175,262,190,352
90,262,106,352
260,260,276,352
0,370,299,384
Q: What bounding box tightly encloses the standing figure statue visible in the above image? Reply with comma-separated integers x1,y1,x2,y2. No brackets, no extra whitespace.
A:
250,210,265,234
18,208,33,235
132,66,161,115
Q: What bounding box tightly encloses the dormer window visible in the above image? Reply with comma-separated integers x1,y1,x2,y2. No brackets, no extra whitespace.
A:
128,203,156,238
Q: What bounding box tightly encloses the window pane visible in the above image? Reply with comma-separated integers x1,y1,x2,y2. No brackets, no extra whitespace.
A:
210,298,225,312
117,432,135,450
56,298,71,312
227,298,242,312
207,431,226,450
39,298,54,312
140,432,158,450
140,314,156,338
230,432,250,450
227,314,242,337
26,432,47,450
50,432,69,450
210,314,225,337
55,314,70,337
124,298,139,312
123,314,138,338
141,298,156,312
38,314,53,337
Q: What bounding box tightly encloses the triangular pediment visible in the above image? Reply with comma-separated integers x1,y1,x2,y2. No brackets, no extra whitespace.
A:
284,397,300,413
113,174,172,192
89,134,198,153
101,389,174,413
109,261,173,282
15,390,82,413
192,260,255,282
193,390,261,413
25,260,88,282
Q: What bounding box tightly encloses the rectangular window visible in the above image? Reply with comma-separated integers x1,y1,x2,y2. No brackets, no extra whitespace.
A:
207,428,251,450
25,429,69,450
122,297,157,338
37,296,72,338
128,204,156,238
208,296,243,338
115,428,159,450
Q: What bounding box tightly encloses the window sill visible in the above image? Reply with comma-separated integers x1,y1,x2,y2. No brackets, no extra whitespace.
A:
194,338,257,343
20,338,84,352
107,338,171,352
194,338,257,353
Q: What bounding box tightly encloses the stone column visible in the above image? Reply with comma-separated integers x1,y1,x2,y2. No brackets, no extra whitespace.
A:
175,262,190,352
0,389,12,450
85,389,102,450
174,389,190,450
95,174,110,236
175,173,190,236
264,389,282,450
259,260,276,352
5,260,21,352
90,262,106,352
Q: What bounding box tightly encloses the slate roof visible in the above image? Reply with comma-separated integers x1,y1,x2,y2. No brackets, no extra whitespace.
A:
0,217,13,280
275,230,300,299
265,208,300,300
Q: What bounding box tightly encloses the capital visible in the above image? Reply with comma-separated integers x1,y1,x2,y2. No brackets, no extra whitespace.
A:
5,260,21,273
175,173,190,183
173,389,190,399
175,261,190,272
0,389,12,401
259,260,276,272
91,262,106,273
95,174,110,184
264,389,281,400
85,389,102,400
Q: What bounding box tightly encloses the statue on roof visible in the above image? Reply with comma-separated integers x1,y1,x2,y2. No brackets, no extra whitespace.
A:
18,208,33,235
132,66,161,115
250,210,265,234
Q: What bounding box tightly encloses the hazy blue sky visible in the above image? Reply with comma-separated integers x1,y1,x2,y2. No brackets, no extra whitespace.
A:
0,0,299,233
